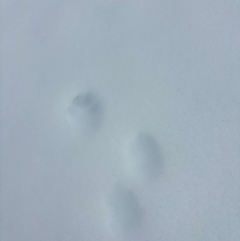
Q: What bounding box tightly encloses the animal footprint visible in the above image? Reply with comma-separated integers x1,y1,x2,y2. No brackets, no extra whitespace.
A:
66,91,102,136
105,184,143,238
123,132,162,184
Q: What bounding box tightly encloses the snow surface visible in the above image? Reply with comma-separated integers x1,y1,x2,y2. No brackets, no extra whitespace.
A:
1,0,240,240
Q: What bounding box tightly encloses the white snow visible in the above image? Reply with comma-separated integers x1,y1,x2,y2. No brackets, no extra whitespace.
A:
1,0,240,240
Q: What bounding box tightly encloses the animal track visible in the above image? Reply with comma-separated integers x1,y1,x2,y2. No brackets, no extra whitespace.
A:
123,132,162,184
66,92,102,136
65,92,162,239
105,184,143,237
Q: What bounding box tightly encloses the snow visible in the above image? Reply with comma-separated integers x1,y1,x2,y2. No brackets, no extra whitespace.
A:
1,0,240,240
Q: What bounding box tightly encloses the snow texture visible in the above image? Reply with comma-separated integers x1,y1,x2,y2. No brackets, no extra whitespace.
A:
1,0,240,241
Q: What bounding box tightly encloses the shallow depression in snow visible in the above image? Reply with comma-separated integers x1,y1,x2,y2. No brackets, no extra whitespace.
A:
104,184,143,238
123,132,162,184
66,91,102,136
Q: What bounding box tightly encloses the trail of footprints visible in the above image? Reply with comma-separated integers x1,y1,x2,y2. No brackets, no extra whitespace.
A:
66,91,162,239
